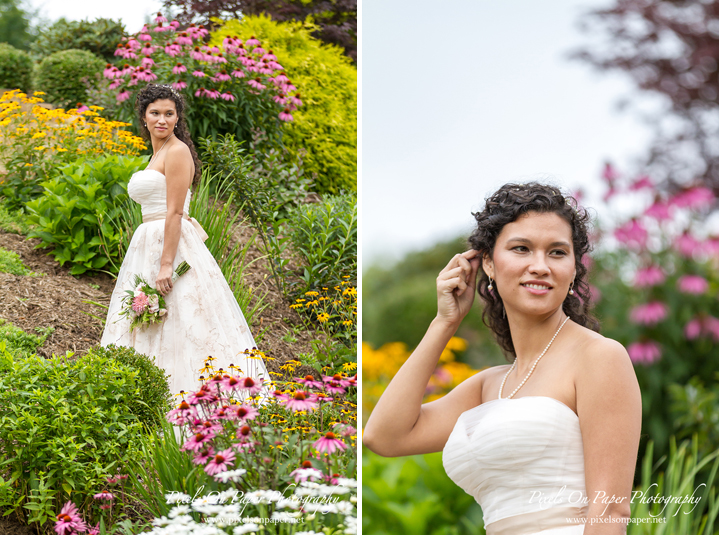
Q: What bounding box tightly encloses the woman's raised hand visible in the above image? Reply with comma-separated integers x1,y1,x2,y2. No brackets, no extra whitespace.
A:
436,250,481,326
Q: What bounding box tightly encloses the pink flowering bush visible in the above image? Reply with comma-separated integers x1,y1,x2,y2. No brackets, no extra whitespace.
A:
582,162,719,454
107,12,301,145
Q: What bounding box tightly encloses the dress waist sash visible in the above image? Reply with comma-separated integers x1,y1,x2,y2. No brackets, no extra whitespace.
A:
485,506,588,535
143,211,209,242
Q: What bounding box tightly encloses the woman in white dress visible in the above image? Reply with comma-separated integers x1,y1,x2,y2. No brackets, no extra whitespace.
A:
363,183,642,534
101,83,269,396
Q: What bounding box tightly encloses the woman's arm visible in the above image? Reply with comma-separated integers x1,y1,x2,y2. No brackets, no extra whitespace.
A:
156,143,193,296
576,337,642,534
363,250,484,457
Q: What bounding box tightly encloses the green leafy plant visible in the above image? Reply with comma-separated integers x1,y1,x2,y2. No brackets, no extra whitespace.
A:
0,198,37,234
30,17,126,62
668,376,719,459
34,48,105,108
0,345,144,528
210,15,357,195
0,320,52,358
84,344,172,429
0,246,37,276
288,193,357,292
0,43,32,92
25,154,147,275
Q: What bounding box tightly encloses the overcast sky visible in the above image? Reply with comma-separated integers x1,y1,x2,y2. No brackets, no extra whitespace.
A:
27,0,164,34
362,0,661,268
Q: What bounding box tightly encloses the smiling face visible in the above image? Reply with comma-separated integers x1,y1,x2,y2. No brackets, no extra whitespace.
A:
144,98,178,139
482,211,577,318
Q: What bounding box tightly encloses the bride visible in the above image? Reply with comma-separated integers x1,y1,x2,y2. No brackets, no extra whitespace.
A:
101,83,269,396
363,183,642,534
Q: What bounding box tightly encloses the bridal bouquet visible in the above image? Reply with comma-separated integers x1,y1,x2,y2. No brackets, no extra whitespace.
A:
119,261,191,332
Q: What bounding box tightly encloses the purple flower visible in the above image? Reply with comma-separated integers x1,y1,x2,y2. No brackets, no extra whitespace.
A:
220,92,235,101
675,232,703,258
117,91,131,102
231,69,246,78
313,432,347,454
93,491,114,501
181,431,215,452
614,219,648,249
283,391,318,412
279,109,293,122
55,501,87,535
670,187,715,209
247,78,266,91
193,446,215,465
172,81,187,90
629,175,653,191
205,448,236,476
684,318,703,340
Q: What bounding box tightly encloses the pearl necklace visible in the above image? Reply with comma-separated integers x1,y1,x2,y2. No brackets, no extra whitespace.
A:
498,315,570,399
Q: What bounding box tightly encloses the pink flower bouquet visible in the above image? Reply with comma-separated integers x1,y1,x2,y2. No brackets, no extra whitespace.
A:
119,261,191,331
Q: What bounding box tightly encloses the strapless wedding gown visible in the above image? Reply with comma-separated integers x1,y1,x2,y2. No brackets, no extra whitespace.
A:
443,396,587,535
100,168,269,395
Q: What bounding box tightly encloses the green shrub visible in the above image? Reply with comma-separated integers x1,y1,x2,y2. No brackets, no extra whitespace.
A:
0,346,144,527
211,15,357,195
85,344,172,429
289,193,357,291
0,320,52,358
34,49,105,108
0,43,32,92
25,154,147,275
30,17,126,62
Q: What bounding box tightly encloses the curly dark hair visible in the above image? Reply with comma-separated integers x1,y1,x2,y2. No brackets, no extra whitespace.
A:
135,83,201,184
468,182,600,360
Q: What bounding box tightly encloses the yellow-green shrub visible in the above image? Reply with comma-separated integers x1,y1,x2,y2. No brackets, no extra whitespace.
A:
210,15,357,195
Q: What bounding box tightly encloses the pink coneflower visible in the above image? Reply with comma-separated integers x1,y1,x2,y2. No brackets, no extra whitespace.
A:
88,523,100,535
217,71,231,81
181,431,216,452
310,392,334,405
268,61,284,70
117,90,131,102
273,94,287,105
109,79,122,90
170,20,180,28
233,404,258,422
172,63,187,74
684,318,703,340
284,391,318,412
235,424,253,443
193,446,215,465
603,187,618,203
645,200,672,221
99,504,112,510
290,94,302,107
252,46,266,56
245,35,260,47
141,43,155,55
627,340,661,365
154,12,167,23
206,89,220,99
132,292,149,313
677,274,709,294
141,57,155,69
323,381,346,395
614,219,648,249
190,47,205,61
93,491,114,501
177,32,193,45
274,72,289,84
290,466,323,483
347,374,357,387
195,419,223,435
205,448,236,476
313,432,348,454
262,51,277,61
629,175,653,191
187,385,216,405
703,235,719,255
55,501,87,535
629,301,668,325
192,70,206,78
172,80,187,91
248,78,266,90
238,376,263,396
278,108,293,122
634,265,665,288
138,33,152,42
195,87,207,97
221,375,243,392
334,422,357,437
324,373,351,387
231,69,246,78
220,92,235,101
675,231,703,258
296,375,323,389
669,187,715,209
103,64,118,79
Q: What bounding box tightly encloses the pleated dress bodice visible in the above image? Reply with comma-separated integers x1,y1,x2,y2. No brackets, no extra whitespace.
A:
442,396,587,534
127,168,191,217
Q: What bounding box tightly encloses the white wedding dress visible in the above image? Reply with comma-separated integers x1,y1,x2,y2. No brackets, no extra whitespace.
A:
100,168,269,395
443,396,587,535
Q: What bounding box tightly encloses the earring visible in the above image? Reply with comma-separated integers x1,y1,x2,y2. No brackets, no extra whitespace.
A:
569,280,575,296
144,123,147,127
488,277,494,291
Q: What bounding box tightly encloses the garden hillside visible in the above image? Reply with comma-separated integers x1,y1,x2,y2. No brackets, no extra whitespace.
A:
363,172,719,534
0,8,356,535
